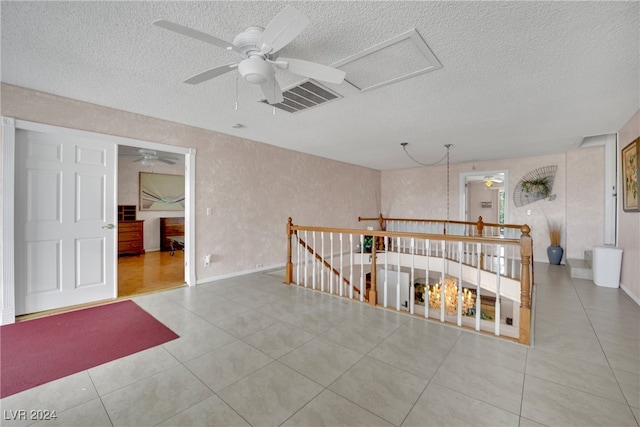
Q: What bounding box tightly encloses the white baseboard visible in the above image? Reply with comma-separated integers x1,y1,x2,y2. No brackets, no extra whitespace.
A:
196,263,286,285
1,308,16,325
620,283,640,306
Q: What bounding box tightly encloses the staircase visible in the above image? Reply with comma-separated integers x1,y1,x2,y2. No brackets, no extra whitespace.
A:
567,250,593,280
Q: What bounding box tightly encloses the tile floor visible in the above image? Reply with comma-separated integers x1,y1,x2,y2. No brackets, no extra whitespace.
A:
1,263,638,426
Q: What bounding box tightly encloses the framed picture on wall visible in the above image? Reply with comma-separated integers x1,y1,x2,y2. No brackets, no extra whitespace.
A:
622,137,639,212
139,172,185,211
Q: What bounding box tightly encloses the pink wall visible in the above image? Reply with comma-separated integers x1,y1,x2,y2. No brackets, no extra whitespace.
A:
1,84,381,280
618,110,640,302
566,146,605,259
382,149,607,265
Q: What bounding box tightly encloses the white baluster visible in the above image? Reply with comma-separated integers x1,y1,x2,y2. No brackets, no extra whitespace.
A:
425,239,430,319
304,231,308,288
348,234,352,298
329,232,334,294
476,242,482,331
338,233,344,296
360,234,365,302
396,237,401,311
321,232,325,292
457,241,463,327
440,240,446,322
312,231,317,290
495,244,502,336
295,234,299,285
383,236,389,308
410,237,415,315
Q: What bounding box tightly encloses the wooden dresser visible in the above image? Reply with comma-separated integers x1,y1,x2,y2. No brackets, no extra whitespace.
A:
160,217,184,252
118,220,145,256
117,205,144,256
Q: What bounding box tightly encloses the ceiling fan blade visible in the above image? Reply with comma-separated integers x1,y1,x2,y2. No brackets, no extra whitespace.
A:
184,63,237,84
259,6,310,55
277,58,346,84
153,20,245,56
260,75,284,105
157,158,177,165
133,158,143,163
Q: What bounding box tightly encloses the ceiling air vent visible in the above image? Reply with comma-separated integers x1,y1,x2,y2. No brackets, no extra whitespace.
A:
260,80,342,113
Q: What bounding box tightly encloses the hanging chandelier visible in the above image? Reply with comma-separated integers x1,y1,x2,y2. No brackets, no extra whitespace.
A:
428,276,475,315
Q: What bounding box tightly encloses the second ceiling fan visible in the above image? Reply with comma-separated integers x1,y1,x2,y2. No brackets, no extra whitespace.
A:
154,6,346,105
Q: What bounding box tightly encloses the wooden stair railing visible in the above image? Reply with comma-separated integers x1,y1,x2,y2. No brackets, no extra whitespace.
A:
359,214,529,273
286,217,534,345
359,214,523,237
288,223,366,300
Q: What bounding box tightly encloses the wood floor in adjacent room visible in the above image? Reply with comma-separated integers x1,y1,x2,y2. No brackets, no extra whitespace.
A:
118,250,185,297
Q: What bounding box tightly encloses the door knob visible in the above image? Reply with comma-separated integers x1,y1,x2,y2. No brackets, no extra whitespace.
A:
102,223,115,229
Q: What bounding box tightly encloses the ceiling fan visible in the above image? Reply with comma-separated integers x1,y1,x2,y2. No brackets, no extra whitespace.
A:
123,149,180,166
483,176,504,188
153,6,346,105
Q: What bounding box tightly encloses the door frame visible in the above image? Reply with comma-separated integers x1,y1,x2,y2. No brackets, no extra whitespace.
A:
2,117,196,325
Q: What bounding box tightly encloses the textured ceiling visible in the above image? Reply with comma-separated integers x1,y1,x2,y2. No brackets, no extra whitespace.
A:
1,1,638,170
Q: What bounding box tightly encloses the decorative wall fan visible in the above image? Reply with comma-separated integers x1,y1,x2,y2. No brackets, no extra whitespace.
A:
513,165,557,207
123,149,180,167
154,6,346,104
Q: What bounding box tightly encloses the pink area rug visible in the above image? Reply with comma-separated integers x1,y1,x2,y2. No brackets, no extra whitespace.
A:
0,300,178,398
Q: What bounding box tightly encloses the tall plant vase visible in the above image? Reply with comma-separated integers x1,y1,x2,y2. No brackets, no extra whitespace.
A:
547,245,564,265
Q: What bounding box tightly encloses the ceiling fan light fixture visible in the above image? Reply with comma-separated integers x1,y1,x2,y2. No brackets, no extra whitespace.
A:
141,158,154,167
239,58,273,84
483,175,503,187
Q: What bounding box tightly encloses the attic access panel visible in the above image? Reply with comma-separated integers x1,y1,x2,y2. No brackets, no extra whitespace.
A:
332,29,443,92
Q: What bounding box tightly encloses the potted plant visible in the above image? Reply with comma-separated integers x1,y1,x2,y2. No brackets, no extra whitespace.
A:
521,177,551,198
546,219,563,264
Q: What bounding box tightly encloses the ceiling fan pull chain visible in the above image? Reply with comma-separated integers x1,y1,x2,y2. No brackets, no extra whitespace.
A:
234,73,239,111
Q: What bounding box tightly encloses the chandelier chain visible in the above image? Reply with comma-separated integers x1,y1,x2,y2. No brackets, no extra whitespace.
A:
445,144,452,221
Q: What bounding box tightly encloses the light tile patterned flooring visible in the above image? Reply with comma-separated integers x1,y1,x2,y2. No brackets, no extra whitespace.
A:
2,263,639,426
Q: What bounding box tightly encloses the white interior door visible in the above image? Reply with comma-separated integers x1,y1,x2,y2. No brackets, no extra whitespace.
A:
15,129,117,315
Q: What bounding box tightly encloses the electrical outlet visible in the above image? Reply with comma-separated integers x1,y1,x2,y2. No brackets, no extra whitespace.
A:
256,263,263,269
204,254,212,267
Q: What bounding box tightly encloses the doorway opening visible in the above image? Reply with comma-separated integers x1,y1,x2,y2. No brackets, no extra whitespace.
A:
117,145,186,297
460,171,508,231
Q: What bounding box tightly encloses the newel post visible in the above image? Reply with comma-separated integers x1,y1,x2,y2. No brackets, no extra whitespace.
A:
519,224,533,345
477,216,485,269
369,247,377,306
286,217,294,284
476,216,484,237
